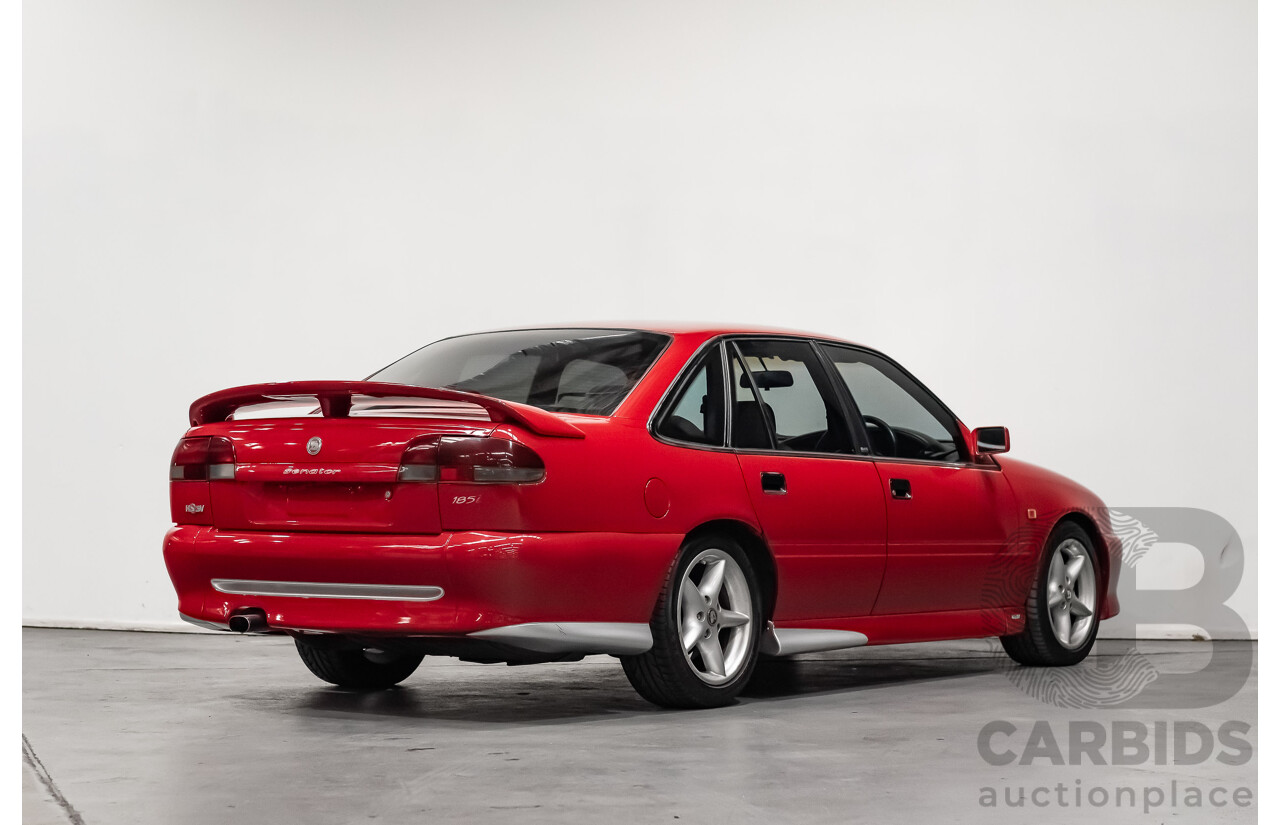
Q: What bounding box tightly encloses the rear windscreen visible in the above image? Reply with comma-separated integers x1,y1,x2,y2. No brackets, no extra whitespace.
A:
369,329,670,416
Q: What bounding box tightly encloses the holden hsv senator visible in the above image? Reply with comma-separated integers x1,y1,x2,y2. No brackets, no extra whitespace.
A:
164,325,1120,708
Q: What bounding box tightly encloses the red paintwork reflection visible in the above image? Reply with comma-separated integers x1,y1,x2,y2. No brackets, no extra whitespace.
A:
164,326,1119,644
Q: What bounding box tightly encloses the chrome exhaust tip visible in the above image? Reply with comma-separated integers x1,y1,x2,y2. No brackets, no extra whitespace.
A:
228,610,268,633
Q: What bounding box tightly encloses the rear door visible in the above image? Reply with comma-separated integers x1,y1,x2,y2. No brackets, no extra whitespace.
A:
728,338,887,620
818,344,1019,615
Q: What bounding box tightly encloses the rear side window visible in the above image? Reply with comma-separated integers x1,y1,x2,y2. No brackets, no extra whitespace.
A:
655,346,726,446
730,339,853,454
370,329,669,415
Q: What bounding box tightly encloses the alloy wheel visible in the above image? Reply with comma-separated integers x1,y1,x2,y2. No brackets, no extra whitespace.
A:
1045,538,1097,650
677,548,754,685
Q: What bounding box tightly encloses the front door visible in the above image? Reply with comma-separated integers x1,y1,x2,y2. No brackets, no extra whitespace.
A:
867,460,1016,614
818,344,1019,615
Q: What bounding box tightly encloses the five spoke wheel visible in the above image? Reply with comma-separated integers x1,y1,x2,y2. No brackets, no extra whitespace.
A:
677,550,754,685
621,535,762,708
1000,522,1101,667
1045,537,1097,650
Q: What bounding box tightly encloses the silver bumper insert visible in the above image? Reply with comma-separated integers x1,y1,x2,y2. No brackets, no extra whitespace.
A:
211,579,444,602
469,622,653,656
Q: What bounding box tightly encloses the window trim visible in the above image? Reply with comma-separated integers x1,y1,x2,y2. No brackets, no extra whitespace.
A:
650,334,873,459
728,341,777,451
816,341,973,464
727,336,863,456
810,339,873,456
649,338,730,449
648,334,994,469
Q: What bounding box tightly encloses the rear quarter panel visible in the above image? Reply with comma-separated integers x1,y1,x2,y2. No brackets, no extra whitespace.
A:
439,331,759,537
441,417,759,535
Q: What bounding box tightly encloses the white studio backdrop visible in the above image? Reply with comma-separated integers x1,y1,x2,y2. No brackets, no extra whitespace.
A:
23,1,1256,637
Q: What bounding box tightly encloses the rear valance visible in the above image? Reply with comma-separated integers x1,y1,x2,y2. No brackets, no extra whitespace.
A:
189,381,586,438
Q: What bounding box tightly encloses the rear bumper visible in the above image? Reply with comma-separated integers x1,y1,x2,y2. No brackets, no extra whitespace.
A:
163,526,678,653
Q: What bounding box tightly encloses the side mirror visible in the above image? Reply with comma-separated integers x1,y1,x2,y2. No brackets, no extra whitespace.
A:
974,426,1010,455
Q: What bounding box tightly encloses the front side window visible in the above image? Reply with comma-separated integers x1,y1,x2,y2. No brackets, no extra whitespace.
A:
730,339,853,454
370,329,669,416
654,345,726,446
821,345,964,462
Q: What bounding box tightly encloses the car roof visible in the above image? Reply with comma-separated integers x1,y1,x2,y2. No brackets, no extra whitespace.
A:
468,321,864,347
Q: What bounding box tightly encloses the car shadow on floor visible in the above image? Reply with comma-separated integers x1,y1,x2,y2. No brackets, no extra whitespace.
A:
740,653,1005,701
266,651,1012,727
282,678,654,727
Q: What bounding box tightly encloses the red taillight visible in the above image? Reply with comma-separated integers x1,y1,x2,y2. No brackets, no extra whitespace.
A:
170,436,236,481
398,435,545,484
397,437,440,482
443,437,545,483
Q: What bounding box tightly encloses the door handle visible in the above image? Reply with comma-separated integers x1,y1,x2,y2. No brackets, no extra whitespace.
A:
761,472,787,495
889,478,912,500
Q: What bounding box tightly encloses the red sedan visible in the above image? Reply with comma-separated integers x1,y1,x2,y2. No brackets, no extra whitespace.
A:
164,324,1120,708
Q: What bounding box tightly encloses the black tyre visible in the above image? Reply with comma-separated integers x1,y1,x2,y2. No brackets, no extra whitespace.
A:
622,535,763,709
294,638,424,689
1001,521,1101,667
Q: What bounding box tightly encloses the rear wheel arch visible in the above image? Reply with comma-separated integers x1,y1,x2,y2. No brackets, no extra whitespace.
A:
683,519,778,622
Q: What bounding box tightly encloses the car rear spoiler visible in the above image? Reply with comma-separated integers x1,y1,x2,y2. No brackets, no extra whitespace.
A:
189,381,586,438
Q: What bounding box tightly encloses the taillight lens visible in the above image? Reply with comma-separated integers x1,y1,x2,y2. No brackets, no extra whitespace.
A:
397,437,440,482
443,436,545,483
170,436,236,481
398,435,545,484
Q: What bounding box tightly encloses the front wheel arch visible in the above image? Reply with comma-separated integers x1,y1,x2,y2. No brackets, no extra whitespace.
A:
1056,511,1112,614
1001,520,1101,666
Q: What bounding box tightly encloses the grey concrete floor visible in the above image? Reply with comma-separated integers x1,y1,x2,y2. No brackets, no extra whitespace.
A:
23,628,1256,824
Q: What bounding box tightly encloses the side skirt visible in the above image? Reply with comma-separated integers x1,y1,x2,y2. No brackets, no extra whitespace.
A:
766,607,1022,655
760,624,869,656
468,622,654,656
